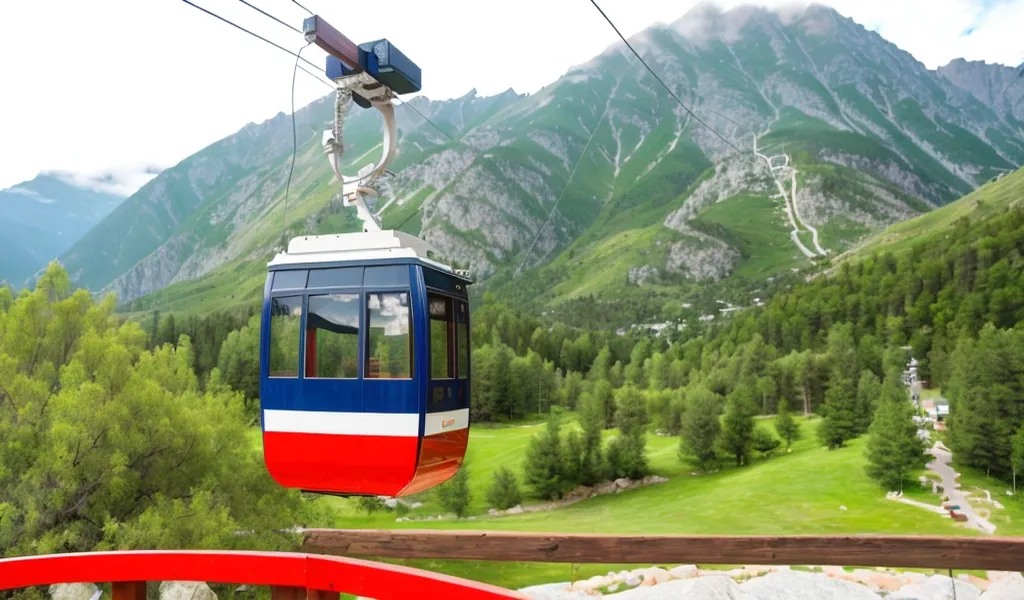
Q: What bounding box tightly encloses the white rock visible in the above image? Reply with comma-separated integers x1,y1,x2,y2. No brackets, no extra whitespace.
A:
669,564,699,579
640,567,672,586
840,505,848,511
383,498,397,508
614,576,756,599
506,505,524,515
487,508,498,516
50,583,99,600
518,582,590,599
740,570,882,600
160,581,218,600
625,575,642,588
979,572,1024,599
615,478,632,489
890,574,981,600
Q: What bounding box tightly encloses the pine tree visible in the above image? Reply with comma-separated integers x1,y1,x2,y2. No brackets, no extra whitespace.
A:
611,384,650,479
752,428,782,458
855,370,882,434
486,466,523,510
721,383,757,466
819,372,859,449
523,410,568,499
436,467,472,518
865,374,926,492
775,397,800,448
680,386,722,472
578,390,605,485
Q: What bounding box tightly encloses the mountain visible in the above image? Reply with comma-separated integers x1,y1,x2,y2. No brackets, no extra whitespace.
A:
0,174,124,286
60,3,1024,321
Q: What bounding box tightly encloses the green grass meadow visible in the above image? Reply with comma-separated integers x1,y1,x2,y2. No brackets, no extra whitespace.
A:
251,414,1012,589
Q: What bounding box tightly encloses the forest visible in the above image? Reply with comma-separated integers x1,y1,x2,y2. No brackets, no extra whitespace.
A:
2,199,1022,556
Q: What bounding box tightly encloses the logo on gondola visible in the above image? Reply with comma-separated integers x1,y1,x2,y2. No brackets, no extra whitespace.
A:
441,418,456,429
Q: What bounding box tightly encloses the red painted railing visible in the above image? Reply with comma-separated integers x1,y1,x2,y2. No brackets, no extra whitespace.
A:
0,551,526,600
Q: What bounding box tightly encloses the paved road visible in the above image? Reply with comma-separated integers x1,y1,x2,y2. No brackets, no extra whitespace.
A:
927,441,996,534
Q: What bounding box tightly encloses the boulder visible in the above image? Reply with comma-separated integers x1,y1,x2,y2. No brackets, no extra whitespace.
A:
506,505,524,515
979,573,1024,599
159,581,218,600
669,564,699,579
615,478,632,489
639,567,672,587
50,583,99,600
740,570,882,600
890,574,981,600
614,576,756,599
518,582,590,599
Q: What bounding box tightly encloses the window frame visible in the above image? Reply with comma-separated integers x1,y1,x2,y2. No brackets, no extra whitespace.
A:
304,292,362,380
363,289,415,381
267,294,304,379
428,292,457,381
455,299,470,380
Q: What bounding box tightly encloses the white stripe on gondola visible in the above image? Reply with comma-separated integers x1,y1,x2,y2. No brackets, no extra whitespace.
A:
263,408,470,437
263,410,420,437
424,408,470,436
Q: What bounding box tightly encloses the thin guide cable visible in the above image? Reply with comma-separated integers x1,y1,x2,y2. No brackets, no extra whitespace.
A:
281,42,313,244
586,0,741,152
517,103,612,274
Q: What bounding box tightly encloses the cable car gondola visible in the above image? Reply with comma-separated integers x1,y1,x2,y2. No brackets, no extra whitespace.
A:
259,23,473,497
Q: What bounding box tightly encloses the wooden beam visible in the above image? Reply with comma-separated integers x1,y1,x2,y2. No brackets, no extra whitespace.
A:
302,529,1024,572
302,16,361,71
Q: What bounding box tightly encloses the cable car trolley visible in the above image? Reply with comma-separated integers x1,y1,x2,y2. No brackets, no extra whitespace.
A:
259,17,473,497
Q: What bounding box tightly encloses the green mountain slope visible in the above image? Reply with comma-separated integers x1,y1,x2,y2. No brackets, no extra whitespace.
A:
62,4,1023,322
844,168,1024,260
0,174,124,286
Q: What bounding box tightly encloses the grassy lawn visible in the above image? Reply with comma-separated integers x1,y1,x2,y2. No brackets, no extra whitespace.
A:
692,194,809,279
273,416,983,589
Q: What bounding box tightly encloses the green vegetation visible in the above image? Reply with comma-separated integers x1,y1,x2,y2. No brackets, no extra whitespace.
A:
0,263,306,556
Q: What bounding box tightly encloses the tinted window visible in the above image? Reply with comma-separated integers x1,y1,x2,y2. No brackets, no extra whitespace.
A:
307,267,362,288
364,265,409,287
366,292,412,379
429,294,453,379
457,301,469,379
272,270,307,290
268,296,302,377
306,294,360,378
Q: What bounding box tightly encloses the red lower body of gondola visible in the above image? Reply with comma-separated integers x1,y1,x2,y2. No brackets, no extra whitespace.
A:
261,409,469,497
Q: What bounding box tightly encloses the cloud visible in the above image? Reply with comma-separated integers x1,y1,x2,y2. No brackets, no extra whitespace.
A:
42,164,165,197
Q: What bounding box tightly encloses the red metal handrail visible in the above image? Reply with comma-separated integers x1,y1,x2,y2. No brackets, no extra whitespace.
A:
0,551,526,600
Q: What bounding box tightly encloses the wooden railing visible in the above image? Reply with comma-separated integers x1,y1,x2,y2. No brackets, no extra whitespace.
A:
303,529,1024,572
0,550,525,600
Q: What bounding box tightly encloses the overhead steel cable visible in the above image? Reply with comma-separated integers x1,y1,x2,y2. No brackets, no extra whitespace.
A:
395,98,455,141
237,0,301,33
180,0,325,76
586,0,743,153
290,0,314,16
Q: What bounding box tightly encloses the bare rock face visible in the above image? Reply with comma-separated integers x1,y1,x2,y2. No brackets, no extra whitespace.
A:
666,238,739,281
628,265,661,285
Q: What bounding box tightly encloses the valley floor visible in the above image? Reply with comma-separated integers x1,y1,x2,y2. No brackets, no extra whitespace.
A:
249,416,1024,589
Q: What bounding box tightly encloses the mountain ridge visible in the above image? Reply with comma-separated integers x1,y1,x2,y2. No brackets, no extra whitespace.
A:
52,3,1024,322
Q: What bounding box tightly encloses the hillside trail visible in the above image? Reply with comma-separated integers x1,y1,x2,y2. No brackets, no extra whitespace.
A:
928,441,997,534
752,141,826,259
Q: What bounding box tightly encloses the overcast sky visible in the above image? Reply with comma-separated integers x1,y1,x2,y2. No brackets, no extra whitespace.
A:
1,0,1021,193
